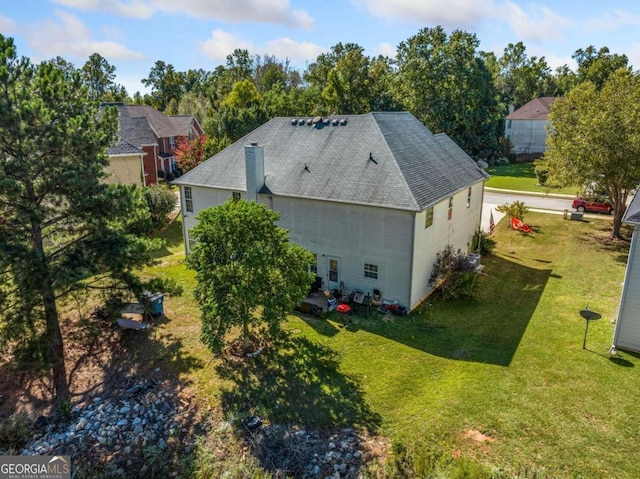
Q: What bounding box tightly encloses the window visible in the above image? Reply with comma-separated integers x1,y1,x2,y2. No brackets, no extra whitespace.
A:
329,259,339,282
507,120,512,129
364,263,378,279
309,254,318,274
448,196,453,220
184,186,193,213
232,191,241,201
424,206,434,229
169,136,176,150
187,229,197,251
467,187,472,208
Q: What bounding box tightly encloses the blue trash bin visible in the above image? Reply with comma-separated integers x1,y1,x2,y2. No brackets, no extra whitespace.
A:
141,291,164,316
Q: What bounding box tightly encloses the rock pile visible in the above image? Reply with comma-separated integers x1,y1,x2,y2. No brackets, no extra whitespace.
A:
21,378,197,475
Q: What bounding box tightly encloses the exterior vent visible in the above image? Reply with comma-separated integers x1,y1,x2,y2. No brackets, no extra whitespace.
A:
340,118,347,126
306,118,313,125
312,116,322,125
323,118,330,125
298,119,305,126
332,119,339,126
291,118,298,126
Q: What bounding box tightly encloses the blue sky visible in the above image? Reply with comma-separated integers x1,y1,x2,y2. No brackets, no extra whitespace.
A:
1,0,639,95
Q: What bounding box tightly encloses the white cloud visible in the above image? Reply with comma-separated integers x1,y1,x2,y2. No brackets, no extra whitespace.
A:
263,38,326,64
197,29,254,62
625,43,640,71
26,10,144,62
52,0,313,28
498,2,571,43
0,14,16,33
353,0,496,28
527,46,576,71
52,0,154,19
375,42,397,58
583,9,640,33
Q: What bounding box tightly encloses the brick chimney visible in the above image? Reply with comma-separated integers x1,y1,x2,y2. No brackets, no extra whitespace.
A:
244,142,265,202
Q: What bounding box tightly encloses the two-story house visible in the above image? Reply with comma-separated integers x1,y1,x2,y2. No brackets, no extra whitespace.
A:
174,112,488,311
505,97,557,161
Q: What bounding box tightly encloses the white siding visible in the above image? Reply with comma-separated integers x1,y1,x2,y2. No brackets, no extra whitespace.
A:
274,196,413,307
506,119,549,154
409,182,484,308
613,227,640,352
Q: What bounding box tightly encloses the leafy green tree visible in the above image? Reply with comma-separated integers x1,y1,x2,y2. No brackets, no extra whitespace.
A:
495,42,552,109
82,52,127,103
542,68,640,238
573,46,630,89
188,200,313,354
142,60,185,111
496,200,529,223
221,79,261,109
0,36,155,409
396,27,502,157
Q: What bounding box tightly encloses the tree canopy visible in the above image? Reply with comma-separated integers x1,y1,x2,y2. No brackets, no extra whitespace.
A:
542,68,640,238
0,35,156,408
187,200,313,354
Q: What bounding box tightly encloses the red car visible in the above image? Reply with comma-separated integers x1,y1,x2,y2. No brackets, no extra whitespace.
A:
572,196,613,214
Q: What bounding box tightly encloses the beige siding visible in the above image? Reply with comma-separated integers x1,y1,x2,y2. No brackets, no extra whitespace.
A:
410,181,484,308
613,227,640,352
105,155,143,186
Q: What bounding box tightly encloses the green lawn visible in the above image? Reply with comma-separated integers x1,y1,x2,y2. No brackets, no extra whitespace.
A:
139,213,639,478
486,162,580,195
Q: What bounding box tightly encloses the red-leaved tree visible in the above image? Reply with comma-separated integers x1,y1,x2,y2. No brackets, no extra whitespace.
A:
174,134,208,172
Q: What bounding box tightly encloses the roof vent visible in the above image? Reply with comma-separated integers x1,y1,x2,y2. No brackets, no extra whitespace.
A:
298,119,305,126
323,118,330,125
332,119,339,126
340,118,347,126
306,118,313,125
312,116,322,125
291,119,298,126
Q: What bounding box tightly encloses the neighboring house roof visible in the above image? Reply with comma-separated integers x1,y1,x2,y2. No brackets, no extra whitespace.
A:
174,112,488,212
506,97,558,120
101,103,145,156
623,192,640,224
129,117,157,146
127,105,177,138
168,116,198,136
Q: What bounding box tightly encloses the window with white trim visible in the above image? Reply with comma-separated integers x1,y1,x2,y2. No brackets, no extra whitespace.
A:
232,191,241,201
184,186,193,213
364,263,378,279
169,136,176,150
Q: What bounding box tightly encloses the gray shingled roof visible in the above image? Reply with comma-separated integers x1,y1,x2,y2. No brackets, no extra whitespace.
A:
168,116,196,136
623,192,640,224
127,105,179,138
101,103,145,156
174,112,488,212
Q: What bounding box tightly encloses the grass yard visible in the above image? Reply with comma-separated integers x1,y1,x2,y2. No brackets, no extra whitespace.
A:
485,162,580,196
140,213,639,478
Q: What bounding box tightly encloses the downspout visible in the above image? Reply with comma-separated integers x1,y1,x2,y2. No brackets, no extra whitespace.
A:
408,210,416,309
140,154,146,186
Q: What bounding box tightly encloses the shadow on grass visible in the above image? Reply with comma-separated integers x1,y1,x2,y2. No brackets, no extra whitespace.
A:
334,254,550,367
149,216,185,260
216,336,381,432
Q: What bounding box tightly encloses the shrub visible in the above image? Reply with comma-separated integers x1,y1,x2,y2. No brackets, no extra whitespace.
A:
534,162,548,185
0,413,31,453
429,245,479,300
165,171,176,183
144,184,176,230
472,230,496,255
496,200,529,222
157,169,165,179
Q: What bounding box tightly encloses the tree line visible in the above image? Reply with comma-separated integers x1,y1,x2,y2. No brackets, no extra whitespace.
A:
58,26,631,160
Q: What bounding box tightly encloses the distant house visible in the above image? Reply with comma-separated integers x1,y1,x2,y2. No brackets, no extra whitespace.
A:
127,105,204,183
103,104,148,186
612,192,640,353
101,103,204,186
173,112,488,311
505,97,557,161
